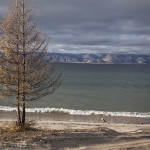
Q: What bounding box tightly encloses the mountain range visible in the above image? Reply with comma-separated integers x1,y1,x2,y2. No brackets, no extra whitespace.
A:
48,53,150,64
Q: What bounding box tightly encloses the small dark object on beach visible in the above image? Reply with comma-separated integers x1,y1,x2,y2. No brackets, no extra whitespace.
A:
101,118,106,123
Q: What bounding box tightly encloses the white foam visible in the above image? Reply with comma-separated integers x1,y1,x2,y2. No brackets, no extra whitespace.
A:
0,106,150,118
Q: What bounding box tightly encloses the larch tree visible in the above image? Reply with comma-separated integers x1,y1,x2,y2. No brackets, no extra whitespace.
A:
0,0,63,125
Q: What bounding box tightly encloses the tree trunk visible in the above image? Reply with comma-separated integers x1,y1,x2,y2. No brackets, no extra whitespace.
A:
21,102,26,124
22,0,26,124
17,101,21,123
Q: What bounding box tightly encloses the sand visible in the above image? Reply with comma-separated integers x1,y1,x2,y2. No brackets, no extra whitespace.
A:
0,112,150,150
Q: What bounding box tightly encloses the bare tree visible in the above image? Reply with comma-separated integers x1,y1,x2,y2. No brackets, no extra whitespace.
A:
0,0,63,125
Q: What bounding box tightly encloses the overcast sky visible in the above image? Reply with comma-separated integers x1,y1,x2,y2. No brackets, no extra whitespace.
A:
0,0,150,54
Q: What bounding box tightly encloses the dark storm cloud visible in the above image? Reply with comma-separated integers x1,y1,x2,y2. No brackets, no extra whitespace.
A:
0,0,150,54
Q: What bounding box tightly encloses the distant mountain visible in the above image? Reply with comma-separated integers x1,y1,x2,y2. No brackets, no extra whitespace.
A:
48,53,150,64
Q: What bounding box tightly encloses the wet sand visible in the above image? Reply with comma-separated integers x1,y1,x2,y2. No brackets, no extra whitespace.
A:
1,110,150,124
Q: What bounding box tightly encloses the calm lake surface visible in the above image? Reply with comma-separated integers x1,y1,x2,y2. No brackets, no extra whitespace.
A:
0,64,150,112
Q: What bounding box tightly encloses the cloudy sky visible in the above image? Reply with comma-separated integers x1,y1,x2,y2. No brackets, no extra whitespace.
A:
0,0,150,54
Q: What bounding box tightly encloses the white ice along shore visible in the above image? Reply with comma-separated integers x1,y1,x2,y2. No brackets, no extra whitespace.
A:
0,106,150,118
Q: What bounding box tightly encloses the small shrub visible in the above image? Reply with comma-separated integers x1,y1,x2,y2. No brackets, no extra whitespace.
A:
0,120,37,132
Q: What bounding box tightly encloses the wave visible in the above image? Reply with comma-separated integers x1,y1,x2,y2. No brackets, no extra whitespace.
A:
0,106,150,118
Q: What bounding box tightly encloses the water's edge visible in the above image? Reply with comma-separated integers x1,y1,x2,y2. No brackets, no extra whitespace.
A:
0,106,150,118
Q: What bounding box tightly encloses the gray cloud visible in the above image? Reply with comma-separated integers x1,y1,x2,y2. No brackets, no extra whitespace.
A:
0,0,150,54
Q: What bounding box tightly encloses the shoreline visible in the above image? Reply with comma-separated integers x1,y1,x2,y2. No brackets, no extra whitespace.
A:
1,106,150,118
1,110,150,124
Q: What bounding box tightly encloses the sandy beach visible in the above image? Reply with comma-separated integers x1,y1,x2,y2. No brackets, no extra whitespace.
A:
0,111,150,150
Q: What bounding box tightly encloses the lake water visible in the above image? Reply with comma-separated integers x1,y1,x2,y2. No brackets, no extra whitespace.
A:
0,64,150,117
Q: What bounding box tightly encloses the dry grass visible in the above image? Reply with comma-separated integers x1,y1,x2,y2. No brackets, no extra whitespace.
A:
0,120,51,142
0,120,37,132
